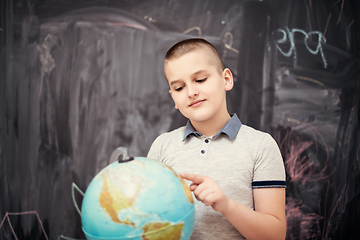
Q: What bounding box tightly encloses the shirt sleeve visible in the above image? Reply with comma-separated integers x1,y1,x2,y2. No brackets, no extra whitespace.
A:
252,133,287,188
147,134,163,161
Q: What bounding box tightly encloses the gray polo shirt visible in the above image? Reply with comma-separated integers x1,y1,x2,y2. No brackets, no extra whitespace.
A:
147,114,286,239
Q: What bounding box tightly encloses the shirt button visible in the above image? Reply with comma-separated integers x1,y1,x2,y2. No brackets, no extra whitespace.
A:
205,139,209,143
201,150,205,154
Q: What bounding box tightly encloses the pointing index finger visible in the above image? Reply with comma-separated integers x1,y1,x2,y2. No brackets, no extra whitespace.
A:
180,173,205,184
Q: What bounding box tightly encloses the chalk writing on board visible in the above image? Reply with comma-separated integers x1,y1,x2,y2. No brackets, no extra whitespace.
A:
0,211,49,240
274,27,327,69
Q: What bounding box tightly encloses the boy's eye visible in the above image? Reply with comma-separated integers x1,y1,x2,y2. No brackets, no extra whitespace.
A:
196,78,207,83
175,86,184,92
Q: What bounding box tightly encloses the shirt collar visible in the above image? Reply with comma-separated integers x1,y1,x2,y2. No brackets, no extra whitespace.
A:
182,113,242,141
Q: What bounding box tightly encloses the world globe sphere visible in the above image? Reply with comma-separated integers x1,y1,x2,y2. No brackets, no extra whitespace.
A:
81,151,195,240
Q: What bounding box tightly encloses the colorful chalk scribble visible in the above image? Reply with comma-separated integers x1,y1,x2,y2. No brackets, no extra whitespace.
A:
0,211,49,240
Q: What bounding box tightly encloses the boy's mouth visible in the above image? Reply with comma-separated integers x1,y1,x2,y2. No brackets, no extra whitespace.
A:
189,100,205,107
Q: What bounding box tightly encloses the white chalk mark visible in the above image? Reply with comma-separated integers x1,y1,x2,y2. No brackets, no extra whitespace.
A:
183,26,203,36
274,27,327,69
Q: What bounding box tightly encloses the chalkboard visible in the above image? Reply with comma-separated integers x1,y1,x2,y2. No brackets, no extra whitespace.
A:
1,0,359,239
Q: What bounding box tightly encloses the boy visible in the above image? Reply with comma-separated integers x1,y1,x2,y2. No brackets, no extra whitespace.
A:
147,38,286,239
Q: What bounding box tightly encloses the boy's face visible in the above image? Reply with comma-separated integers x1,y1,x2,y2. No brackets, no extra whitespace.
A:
165,47,233,125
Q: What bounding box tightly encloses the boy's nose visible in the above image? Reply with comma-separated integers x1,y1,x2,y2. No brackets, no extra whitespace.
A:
187,84,199,98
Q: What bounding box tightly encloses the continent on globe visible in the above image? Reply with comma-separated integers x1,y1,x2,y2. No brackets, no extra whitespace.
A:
99,175,137,226
142,222,183,240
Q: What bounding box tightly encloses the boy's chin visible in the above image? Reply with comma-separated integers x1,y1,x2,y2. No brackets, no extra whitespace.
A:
179,108,217,123
187,114,216,124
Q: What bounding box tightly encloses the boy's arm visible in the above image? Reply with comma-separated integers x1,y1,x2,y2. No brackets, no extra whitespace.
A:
180,173,286,240
224,188,286,240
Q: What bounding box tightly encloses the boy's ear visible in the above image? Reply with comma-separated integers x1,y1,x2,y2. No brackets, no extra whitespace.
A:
223,68,234,91
169,89,179,109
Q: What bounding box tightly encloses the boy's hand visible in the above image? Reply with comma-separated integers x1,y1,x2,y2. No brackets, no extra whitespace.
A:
180,173,230,213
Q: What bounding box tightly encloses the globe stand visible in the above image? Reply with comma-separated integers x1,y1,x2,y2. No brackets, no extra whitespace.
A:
108,147,134,164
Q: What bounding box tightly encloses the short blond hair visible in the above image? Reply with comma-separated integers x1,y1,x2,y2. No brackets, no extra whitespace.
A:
165,38,224,73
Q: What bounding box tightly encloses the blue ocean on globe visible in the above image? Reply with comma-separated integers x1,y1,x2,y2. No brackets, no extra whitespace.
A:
81,156,195,240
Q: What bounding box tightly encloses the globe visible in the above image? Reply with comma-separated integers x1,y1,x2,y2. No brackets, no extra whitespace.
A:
81,152,195,240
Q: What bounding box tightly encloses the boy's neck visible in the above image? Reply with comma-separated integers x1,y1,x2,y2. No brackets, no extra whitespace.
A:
190,112,231,138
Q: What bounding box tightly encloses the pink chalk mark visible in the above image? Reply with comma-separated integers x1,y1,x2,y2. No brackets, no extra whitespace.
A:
286,198,323,239
0,211,49,240
277,126,330,186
